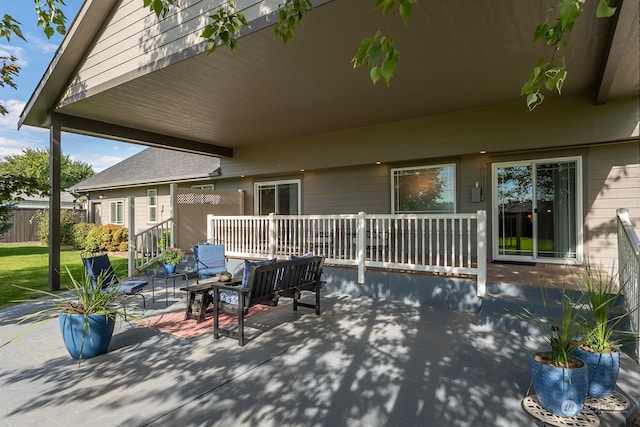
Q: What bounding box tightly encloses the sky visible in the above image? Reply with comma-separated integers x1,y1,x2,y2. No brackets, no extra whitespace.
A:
0,0,145,173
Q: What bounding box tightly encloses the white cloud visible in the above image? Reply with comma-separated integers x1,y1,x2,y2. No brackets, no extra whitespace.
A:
0,136,29,159
24,33,58,54
0,45,26,66
88,155,127,173
0,99,26,130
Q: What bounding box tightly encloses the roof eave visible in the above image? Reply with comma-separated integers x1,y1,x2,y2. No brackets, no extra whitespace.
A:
18,0,119,130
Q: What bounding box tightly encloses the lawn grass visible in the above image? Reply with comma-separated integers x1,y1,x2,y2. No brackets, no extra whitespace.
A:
0,243,128,308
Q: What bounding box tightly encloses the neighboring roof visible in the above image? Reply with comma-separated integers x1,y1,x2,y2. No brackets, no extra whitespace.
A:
70,147,220,192
15,191,78,209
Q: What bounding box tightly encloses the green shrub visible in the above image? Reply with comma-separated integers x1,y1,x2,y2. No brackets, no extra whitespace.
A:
72,223,93,249
84,224,102,252
159,230,171,249
82,224,128,252
30,209,79,246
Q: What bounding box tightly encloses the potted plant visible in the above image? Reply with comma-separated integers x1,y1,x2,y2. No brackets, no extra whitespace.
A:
161,246,184,274
2,267,133,362
573,264,638,398
517,289,588,417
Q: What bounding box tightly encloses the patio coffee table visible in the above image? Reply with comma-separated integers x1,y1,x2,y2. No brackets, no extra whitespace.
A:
180,276,242,323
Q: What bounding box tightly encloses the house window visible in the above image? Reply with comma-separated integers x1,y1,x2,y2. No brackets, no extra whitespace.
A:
391,164,456,214
109,201,124,225
148,189,157,223
255,179,300,215
190,184,214,190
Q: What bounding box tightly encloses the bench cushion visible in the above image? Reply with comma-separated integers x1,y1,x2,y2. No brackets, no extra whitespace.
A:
219,258,277,305
290,251,314,259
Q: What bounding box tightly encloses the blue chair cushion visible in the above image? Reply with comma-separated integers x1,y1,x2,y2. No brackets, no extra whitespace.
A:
119,279,148,294
219,258,277,305
195,244,226,278
82,254,120,289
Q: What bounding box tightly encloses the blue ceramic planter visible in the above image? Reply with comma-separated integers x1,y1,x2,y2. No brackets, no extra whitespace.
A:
529,352,588,417
164,264,176,274
59,313,115,360
574,347,620,398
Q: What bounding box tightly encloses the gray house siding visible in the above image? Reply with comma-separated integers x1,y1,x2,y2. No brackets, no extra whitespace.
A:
60,0,283,108
213,140,639,269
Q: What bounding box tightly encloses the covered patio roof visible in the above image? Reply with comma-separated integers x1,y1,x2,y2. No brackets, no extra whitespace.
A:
19,0,639,156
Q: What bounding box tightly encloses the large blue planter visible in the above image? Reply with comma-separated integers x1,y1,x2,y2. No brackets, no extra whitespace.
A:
529,352,588,417
574,347,620,398
59,313,115,360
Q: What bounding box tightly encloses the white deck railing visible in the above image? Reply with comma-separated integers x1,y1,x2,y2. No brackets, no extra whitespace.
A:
130,218,173,274
207,210,487,296
617,208,640,363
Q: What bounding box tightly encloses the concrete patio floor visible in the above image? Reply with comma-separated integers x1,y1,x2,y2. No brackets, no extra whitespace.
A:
1,275,639,426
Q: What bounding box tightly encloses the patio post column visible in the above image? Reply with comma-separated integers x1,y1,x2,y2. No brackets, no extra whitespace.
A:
170,183,177,247
48,118,61,291
476,210,487,297
268,213,277,258
128,196,135,278
357,211,366,284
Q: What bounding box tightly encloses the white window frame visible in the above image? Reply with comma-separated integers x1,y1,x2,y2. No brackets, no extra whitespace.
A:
391,163,457,214
254,179,301,215
109,200,124,225
190,184,214,190
491,155,583,264
147,189,157,223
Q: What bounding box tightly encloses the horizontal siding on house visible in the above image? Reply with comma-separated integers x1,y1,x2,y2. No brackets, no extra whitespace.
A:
60,0,281,106
585,143,640,268
303,166,390,215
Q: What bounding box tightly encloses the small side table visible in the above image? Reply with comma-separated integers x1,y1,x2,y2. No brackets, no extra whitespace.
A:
180,276,242,323
152,272,189,306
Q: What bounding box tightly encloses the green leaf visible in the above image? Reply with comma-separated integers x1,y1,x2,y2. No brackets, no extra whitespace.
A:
559,0,582,31
596,0,616,18
533,24,548,42
380,48,399,86
526,92,544,111
399,0,413,25
370,66,382,84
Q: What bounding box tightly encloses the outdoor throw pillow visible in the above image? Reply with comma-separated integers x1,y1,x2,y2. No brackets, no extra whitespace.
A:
290,251,313,260
219,258,277,305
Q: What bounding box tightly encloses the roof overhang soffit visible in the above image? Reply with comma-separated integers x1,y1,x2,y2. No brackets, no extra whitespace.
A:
50,112,233,158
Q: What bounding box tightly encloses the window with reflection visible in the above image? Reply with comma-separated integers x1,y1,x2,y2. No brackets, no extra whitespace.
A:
392,164,456,214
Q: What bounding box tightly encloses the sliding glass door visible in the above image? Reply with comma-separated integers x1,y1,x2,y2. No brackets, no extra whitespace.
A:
493,157,581,262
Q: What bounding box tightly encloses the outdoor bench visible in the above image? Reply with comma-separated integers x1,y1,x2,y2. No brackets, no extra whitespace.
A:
211,255,325,346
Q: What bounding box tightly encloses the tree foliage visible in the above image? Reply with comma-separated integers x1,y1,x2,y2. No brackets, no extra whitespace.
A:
521,0,617,110
0,1,67,115
0,148,94,191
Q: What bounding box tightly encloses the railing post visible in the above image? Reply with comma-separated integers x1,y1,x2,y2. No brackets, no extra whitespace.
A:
476,210,487,297
357,211,366,284
170,183,177,247
206,214,214,242
269,213,277,259
128,196,135,277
